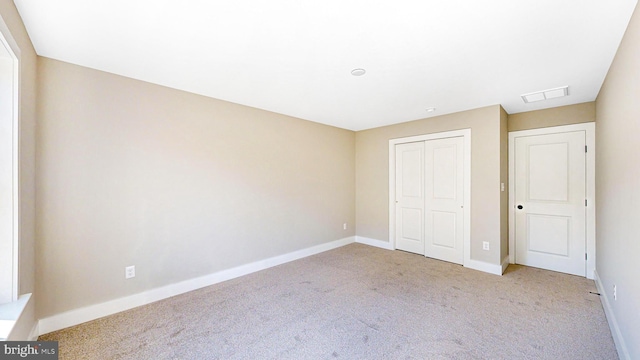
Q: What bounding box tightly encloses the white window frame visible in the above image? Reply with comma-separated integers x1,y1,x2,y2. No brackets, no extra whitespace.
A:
0,14,20,305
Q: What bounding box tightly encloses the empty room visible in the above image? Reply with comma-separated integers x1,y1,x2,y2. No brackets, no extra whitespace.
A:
1,0,639,359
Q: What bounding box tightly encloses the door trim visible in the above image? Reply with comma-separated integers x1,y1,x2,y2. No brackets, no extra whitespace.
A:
389,129,471,267
508,123,595,279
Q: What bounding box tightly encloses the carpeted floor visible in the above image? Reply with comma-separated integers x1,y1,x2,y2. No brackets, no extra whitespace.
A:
39,243,618,359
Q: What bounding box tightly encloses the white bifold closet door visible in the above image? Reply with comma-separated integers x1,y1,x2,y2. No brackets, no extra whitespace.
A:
395,136,464,264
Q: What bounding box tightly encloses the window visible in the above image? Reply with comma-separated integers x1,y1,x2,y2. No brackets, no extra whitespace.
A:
0,22,19,305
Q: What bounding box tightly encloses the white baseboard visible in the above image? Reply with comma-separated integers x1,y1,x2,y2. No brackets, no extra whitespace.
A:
355,236,394,250
355,236,503,276
501,256,510,274
594,270,630,360
38,236,355,335
464,259,504,276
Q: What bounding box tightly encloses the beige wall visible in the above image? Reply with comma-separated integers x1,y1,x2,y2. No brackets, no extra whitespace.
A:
595,3,640,359
499,106,508,262
508,102,595,132
0,0,38,338
355,105,503,265
35,58,356,318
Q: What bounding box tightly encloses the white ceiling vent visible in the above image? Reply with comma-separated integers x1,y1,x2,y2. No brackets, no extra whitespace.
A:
521,86,569,103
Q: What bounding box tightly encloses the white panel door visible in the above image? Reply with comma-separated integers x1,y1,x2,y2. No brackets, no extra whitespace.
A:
424,137,464,264
514,131,586,276
395,142,425,255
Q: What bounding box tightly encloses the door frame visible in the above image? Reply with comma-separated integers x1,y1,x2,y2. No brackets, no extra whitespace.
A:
508,123,595,279
389,129,471,266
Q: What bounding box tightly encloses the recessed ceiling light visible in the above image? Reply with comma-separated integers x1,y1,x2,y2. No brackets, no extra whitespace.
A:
351,68,366,76
521,86,569,103
426,107,436,113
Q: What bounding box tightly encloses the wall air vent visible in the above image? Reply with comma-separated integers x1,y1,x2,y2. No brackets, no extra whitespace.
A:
521,86,569,103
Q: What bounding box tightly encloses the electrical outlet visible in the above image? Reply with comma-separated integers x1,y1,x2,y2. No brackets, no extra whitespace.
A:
482,241,490,251
613,285,617,301
343,223,347,230
125,265,135,279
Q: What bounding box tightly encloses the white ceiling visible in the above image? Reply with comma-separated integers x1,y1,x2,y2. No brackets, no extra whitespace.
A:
14,0,638,130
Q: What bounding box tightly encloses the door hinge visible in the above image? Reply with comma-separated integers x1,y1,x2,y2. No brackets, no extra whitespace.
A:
585,199,587,206
585,253,588,260
585,145,588,153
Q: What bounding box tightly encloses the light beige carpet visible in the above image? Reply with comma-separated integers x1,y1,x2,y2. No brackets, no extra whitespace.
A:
39,244,618,359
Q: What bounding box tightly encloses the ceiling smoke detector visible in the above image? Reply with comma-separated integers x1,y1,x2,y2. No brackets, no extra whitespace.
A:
351,68,366,76
521,86,569,103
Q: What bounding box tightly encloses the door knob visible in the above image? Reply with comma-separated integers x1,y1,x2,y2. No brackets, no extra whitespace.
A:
517,205,523,210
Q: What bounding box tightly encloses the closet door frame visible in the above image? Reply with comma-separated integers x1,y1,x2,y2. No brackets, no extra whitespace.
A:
389,129,471,267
